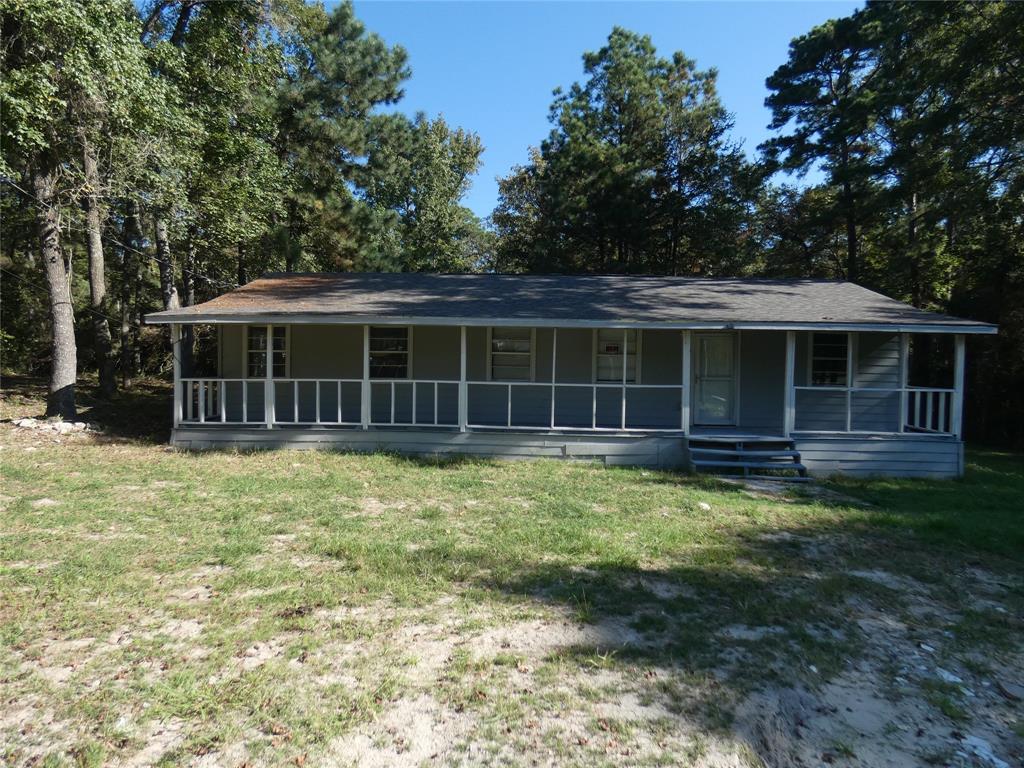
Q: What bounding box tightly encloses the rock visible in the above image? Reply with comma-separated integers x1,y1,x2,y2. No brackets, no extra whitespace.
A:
961,735,1009,768
936,667,963,684
995,680,1023,702
54,422,75,434
697,501,712,511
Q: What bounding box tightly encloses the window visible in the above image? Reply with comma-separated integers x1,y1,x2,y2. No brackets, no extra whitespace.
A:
370,326,409,378
490,327,533,381
596,329,637,382
811,332,848,386
247,326,287,378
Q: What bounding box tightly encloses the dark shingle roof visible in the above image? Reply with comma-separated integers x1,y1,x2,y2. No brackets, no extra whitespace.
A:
145,273,995,333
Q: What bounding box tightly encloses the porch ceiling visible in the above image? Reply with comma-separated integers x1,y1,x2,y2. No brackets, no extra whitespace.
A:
145,273,997,334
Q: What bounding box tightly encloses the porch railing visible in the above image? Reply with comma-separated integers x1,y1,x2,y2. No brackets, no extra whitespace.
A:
793,385,956,435
178,377,686,432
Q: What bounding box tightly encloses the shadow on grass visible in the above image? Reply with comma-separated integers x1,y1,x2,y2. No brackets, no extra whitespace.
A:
1,372,172,443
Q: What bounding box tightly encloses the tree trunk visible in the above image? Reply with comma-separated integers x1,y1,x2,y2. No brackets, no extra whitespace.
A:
154,213,180,311
32,159,77,418
80,131,116,397
181,234,197,375
119,201,143,389
840,142,858,283
237,242,247,286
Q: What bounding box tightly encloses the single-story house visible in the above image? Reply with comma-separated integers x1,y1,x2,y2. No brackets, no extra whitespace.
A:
145,273,996,478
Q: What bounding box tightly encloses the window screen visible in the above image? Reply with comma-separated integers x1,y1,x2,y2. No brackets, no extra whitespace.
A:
596,329,637,382
811,332,848,386
370,327,409,378
491,328,532,381
247,326,288,378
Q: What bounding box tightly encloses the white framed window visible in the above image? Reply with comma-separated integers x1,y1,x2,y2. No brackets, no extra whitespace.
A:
810,332,848,386
489,327,534,381
595,329,638,383
247,325,287,378
369,326,410,379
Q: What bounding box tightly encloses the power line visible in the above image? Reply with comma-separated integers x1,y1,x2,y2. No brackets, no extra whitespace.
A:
1,178,239,291
0,266,135,329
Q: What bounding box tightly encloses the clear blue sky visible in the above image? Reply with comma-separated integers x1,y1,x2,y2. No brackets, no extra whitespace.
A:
351,1,862,219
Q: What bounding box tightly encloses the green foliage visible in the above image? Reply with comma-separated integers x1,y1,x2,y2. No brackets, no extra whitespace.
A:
491,28,761,275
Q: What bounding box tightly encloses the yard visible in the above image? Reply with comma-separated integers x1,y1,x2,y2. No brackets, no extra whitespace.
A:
2,378,1022,768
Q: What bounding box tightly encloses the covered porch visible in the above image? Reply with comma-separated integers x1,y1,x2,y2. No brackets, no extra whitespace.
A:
170,323,967,442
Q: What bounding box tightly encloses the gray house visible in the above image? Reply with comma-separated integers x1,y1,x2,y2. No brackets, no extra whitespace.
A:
145,273,996,478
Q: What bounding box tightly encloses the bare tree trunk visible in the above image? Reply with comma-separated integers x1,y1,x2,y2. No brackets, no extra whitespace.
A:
237,242,247,286
119,202,142,389
32,158,77,418
80,131,116,397
840,142,858,283
181,234,197,375
154,213,180,311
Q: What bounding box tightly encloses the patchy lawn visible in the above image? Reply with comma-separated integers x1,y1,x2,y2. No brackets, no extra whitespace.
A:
2,378,1022,767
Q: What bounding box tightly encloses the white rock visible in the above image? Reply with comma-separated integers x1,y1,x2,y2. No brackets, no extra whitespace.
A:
697,501,712,511
936,667,963,684
961,735,1009,768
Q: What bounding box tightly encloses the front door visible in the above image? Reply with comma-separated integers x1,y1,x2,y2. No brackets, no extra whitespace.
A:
693,333,736,426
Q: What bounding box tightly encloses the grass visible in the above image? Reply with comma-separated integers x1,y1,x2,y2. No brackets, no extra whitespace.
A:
2,375,1023,766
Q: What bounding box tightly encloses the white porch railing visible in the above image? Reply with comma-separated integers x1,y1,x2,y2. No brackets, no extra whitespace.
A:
793,385,956,435
178,377,686,432
466,381,685,432
905,387,955,434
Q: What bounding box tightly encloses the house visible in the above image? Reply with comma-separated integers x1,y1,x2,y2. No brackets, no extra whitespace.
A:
145,273,997,478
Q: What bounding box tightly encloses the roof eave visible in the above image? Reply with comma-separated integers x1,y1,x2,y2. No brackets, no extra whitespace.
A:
143,312,999,335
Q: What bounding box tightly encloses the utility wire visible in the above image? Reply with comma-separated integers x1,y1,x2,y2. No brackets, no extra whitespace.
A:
1,178,239,291
0,265,136,329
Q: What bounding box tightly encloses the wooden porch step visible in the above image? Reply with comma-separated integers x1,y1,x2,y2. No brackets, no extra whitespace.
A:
690,448,801,459
688,435,793,445
692,459,807,472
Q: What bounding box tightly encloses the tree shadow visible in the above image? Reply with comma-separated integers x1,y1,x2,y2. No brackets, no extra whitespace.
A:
1,372,172,443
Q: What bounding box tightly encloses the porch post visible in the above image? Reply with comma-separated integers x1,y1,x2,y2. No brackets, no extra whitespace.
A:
952,333,965,439
783,331,796,437
361,325,370,430
550,328,558,429
898,333,910,433
171,324,182,428
265,324,274,429
681,330,691,433
458,325,467,432
620,329,628,429
845,331,855,432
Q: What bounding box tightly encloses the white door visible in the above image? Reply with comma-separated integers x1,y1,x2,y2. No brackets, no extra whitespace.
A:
694,333,736,425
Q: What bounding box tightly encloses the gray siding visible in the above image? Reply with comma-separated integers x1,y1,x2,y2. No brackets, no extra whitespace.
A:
209,325,916,438
172,426,687,469
795,435,962,478
291,325,362,378
738,331,784,432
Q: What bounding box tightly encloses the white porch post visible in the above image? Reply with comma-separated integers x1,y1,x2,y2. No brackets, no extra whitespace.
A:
898,333,910,433
458,325,468,432
171,324,182,428
265,324,275,429
620,329,628,430
845,331,855,432
783,331,796,438
952,333,965,439
681,330,692,433
550,328,558,429
361,325,370,430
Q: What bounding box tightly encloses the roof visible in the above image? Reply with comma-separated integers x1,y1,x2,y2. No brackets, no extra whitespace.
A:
145,273,997,334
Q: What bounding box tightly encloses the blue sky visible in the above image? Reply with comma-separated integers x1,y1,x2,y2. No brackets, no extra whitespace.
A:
352,1,862,219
